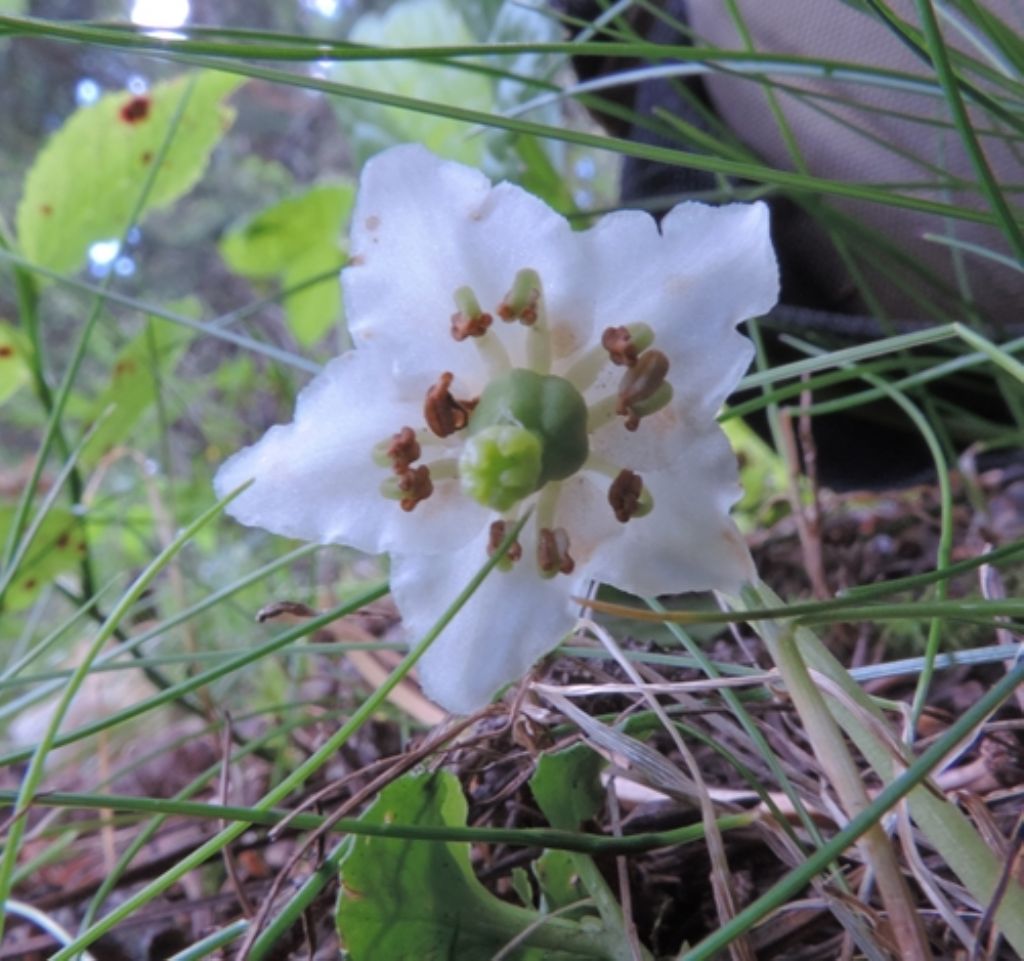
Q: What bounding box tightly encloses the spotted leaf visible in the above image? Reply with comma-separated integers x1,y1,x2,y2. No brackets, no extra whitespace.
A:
16,71,243,275
0,322,31,406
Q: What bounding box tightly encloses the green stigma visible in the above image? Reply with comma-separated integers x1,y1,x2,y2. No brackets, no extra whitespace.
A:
459,425,543,511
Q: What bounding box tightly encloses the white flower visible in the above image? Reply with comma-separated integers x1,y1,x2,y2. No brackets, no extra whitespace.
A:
215,144,778,714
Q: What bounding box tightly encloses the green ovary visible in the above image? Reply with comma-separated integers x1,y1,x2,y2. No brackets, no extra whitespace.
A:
459,369,590,510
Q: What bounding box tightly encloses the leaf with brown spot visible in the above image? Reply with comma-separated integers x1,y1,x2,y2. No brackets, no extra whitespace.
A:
0,507,84,611
80,306,195,467
16,71,244,275
119,94,151,124
0,322,31,406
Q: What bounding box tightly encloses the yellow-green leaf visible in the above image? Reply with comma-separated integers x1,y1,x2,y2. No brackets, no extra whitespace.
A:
16,71,243,275
280,248,345,345
219,183,351,276
219,183,352,345
0,322,31,406
332,0,493,165
80,314,193,467
0,507,85,612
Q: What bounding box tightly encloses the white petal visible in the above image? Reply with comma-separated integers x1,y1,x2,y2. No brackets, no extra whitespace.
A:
574,202,775,472
581,422,755,596
586,393,705,474
343,144,594,385
214,349,488,555
657,201,776,410
546,471,621,570
390,524,585,714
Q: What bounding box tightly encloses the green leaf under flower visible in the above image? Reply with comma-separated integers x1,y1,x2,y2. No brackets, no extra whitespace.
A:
336,770,618,960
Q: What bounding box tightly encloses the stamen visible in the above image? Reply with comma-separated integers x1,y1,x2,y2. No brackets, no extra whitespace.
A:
497,268,551,375
475,327,513,379
608,468,652,522
618,349,669,404
601,323,653,367
425,458,458,481
487,520,523,570
582,452,624,479
537,527,575,577
617,349,671,431
451,286,493,341
535,482,561,533
373,427,444,468
498,268,543,326
424,372,476,438
380,464,433,511
565,323,655,393
602,326,636,366
618,382,674,431
376,426,420,473
586,395,620,433
527,323,552,376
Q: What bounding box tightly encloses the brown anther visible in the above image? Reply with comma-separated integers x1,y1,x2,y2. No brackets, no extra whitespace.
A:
487,520,523,563
620,409,641,431
497,290,540,326
387,426,421,473
537,527,575,576
424,372,475,437
619,349,669,405
616,349,670,431
601,326,638,367
451,308,493,341
608,469,644,523
397,465,433,512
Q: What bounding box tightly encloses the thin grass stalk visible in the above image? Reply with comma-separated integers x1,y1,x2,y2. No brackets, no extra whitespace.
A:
682,631,1024,960
0,543,320,723
0,591,387,767
741,584,933,961
0,412,111,601
912,0,1024,259
78,709,331,932
0,248,323,374
645,597,825,850
0,486,245,942
0,787,750,856
43,516,530,960
0,17,1013,224
0,77,201,601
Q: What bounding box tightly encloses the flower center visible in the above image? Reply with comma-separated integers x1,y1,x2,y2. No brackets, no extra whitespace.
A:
376,267,674,575
464,368,589,491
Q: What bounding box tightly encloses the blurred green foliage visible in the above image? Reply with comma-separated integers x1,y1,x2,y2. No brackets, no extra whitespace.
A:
219,182,354,345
